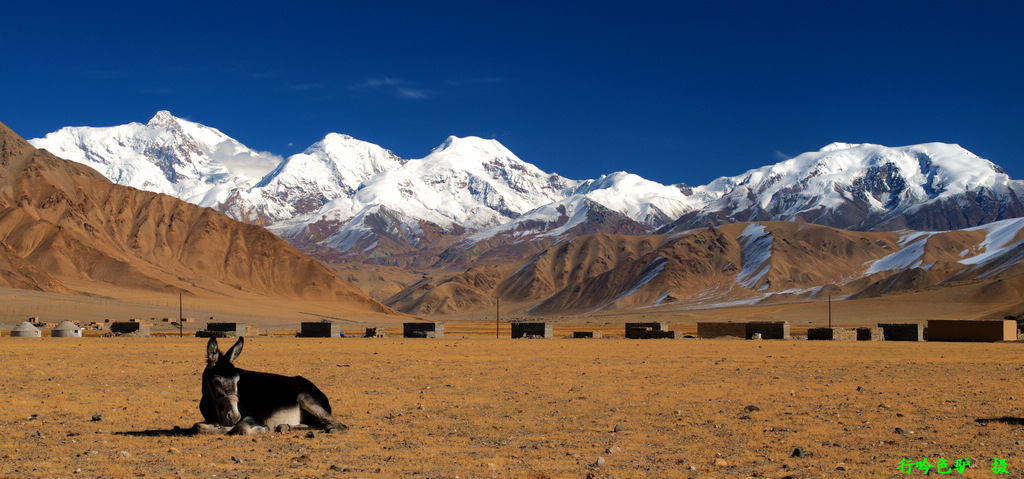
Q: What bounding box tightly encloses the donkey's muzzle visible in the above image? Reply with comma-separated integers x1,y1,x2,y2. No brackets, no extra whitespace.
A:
217,394,241,426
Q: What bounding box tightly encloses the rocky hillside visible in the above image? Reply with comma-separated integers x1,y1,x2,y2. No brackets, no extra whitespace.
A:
0,119,395,314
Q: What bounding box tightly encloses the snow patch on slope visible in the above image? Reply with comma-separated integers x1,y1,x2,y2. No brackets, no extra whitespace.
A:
736,224,772,290
609,256,669,305
865,232,936,274
959,218,1024,267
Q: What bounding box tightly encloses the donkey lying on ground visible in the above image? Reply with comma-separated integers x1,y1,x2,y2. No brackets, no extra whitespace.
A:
193,337,347,435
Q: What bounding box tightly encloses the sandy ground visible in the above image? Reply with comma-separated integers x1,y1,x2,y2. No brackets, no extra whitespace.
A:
2,334,1023,478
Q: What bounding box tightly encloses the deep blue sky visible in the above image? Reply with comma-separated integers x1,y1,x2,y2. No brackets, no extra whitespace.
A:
3,1,1022,185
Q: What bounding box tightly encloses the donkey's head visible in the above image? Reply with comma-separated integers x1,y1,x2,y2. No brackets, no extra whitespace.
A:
203,337,244,426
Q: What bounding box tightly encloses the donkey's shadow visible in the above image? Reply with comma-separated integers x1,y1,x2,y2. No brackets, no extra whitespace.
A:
115,426,196,437
975,417,1024,426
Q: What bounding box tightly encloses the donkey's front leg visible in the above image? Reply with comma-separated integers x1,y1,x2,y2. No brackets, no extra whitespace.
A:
192,422,232,435
229,417,269,435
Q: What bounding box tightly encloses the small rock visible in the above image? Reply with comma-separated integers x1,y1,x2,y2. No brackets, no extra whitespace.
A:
744,405,761,412
231,456,242,464
91,414,103,422
119,450,131,459
306,431,316,439
714,458,728,466
895,427,906,435
612,425,623,433
856,386,866,392
791,447,804,458
594,456,605,466
1016,440,1023,446
168,447,180,454
329,465,343,472
606,446,621,454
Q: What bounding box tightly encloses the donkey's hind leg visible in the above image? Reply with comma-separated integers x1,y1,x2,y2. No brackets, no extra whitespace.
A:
298,392,348,433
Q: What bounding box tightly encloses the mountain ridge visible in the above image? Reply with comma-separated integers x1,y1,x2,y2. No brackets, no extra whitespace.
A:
1,118,397,316
25,113,1024,316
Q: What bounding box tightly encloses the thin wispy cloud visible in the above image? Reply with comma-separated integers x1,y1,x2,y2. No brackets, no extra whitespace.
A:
351,77,432,100
350,77,406,90
398,87,431,100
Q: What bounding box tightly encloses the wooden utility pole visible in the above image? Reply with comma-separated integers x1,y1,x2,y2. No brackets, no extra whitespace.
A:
495,297,500,339
179,293,183,338
828,294,832,329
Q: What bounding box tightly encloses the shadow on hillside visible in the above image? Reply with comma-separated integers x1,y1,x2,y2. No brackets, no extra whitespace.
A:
115,425,196,437
975,417,1024,426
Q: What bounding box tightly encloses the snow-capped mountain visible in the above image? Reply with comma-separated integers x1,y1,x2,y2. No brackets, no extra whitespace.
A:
29,114,1024,269
272,135,583,262
219,133,406,224
290,135,577,232
664,142,1024,233
434,172,698,266
29,111,281,204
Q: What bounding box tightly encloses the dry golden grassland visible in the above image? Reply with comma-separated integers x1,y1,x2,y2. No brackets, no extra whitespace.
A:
1,333,1022,478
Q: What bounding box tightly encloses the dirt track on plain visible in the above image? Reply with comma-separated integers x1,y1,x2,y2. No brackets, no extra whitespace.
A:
1,335,1023,478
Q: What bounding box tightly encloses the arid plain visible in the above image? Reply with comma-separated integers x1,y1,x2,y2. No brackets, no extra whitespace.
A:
2,330,1024,478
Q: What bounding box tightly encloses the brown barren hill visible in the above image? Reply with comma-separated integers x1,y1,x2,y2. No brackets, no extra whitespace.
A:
387,219,1024,317
0,119,395,314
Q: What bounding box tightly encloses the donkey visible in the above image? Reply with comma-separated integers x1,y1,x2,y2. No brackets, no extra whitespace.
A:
192,336,348,435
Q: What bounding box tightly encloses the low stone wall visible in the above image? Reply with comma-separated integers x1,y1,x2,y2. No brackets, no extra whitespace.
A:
511,323,553,339
205,322,247,337
403,322,444,339
926,320,1016,342
856,327,883,341
572,331,603,339
746,321,790,340
111,322,150,337
697,322,747,339
300,322,340,338
808,327,856,341
625,322,667,339
878,323,924,341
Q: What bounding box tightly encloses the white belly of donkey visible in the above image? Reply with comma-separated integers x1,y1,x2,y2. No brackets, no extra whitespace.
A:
264,406,302,430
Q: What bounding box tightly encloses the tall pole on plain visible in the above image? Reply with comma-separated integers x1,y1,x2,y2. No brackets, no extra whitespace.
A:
179,293,183,338
495,297,500,339
828,294,832,329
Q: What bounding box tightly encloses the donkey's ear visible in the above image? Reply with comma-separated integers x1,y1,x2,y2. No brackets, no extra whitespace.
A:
206,337,221,364
225,337,244,363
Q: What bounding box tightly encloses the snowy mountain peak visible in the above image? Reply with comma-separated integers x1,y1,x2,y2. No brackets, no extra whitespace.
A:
431,135,512,158
29,112,282,205
147,110,178,127
819,142,861,152
670,142,1024,232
